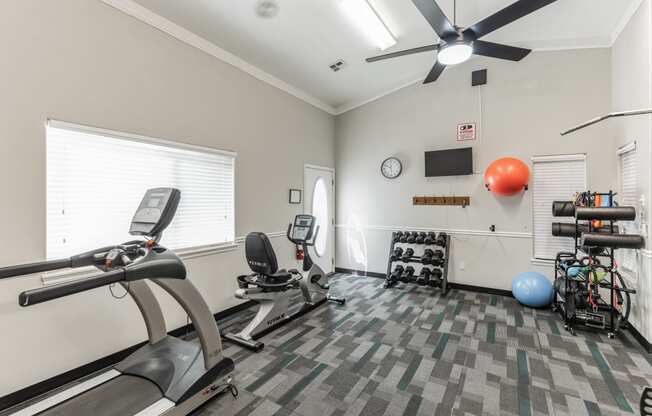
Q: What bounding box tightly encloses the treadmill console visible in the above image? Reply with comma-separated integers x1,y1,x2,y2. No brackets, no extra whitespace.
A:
129,188,181,237
291,215,316,243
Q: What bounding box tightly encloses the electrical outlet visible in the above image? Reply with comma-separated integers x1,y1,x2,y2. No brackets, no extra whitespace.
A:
459,261,466,271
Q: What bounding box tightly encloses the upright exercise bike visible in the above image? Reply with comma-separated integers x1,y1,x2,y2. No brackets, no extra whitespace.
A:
288,214,345,307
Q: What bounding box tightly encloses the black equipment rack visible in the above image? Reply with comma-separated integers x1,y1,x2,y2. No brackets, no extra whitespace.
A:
553,190,637,339
384,231,450,294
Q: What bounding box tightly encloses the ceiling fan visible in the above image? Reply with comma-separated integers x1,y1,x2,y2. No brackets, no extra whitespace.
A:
366,0,558,84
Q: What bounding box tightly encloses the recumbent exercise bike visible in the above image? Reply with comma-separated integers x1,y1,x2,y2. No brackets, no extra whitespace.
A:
224,214,345,351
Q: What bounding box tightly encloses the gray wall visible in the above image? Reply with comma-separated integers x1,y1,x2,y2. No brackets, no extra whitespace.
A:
335,49,614,289
610,0,652,340
0,0,334,395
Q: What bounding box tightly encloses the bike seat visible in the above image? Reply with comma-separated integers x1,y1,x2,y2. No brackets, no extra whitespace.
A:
239,270,302,290
241,233,303,290
268,269,292,281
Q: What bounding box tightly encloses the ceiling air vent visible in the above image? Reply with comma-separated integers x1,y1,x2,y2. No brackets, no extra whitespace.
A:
329,60,346,72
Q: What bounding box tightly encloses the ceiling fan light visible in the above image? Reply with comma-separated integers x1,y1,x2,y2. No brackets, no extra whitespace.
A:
438,42,473,65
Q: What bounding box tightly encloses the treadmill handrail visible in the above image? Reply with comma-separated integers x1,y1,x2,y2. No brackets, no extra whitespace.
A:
19,268,126,306
0,244,128,280
17,246,187,307
0,258,72,280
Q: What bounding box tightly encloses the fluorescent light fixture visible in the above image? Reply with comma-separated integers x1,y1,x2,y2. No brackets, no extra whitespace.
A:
341,0,396,51
438,42,473,65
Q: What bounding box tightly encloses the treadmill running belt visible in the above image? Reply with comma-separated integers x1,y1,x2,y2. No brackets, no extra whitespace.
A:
37,375,163,416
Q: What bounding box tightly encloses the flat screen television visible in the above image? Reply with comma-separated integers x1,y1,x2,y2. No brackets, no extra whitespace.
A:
425,147,473,177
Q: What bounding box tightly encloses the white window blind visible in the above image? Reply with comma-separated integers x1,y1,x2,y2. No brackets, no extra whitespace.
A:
532,154,587,260
618,144,637,207
618,143,638,271
47,121,235,259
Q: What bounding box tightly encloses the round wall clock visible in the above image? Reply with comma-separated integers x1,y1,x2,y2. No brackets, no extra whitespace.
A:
381,157,402,179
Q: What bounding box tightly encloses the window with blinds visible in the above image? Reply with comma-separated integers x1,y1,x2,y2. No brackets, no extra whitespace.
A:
47,121,235,259
618,142,638,271
532,154,587,260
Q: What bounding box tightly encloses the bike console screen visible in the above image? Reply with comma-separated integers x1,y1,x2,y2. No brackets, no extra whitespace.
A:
292,215,315,243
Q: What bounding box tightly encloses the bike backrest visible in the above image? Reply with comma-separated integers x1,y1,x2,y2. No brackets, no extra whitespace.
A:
245,232,279,276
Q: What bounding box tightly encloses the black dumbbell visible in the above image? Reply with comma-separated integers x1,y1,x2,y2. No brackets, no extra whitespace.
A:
399,232,409,243
390,247,404,262
416,268,431,286
428,268,443,287
393,231,404,243
400,266,416,283
389,265,404,283
406,231,418,244
401,248,415,263
421,249,434,264
415,232,427,244
424,232,437,245
434,232,448,247
421,249,444,266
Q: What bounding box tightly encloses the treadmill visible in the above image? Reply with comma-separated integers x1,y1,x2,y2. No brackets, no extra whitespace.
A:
0,188,236,416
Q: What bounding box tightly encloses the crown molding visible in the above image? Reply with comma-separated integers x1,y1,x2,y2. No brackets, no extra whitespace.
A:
101,0,643,118
337,1,644,115
100,0,337,115
610,0,645,46
334,76,424,115
334,43,615,115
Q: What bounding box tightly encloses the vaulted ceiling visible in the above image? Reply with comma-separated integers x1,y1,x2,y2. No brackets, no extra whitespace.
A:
123,0,640,114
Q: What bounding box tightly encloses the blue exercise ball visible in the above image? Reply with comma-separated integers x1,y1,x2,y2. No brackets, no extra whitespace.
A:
511,272,553,308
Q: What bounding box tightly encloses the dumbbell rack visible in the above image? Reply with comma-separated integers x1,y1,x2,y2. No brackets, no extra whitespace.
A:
384,231,450,294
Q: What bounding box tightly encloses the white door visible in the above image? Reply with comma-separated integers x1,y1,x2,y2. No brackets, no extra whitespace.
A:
304,165,335,274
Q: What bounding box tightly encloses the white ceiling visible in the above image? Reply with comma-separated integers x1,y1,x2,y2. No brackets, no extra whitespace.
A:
125,0,640,114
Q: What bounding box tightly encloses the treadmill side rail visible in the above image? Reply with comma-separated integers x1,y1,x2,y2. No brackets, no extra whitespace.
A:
133,398,175,416
9,370,121,416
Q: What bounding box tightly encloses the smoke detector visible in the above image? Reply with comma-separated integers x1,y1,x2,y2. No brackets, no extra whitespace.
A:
255,0,280,18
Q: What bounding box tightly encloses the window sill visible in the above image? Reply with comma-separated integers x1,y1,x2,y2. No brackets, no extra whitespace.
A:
41,242,239,286
175,242,239,260
530,258,555,267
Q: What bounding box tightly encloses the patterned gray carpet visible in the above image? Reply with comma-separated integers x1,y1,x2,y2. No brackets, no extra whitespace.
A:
198,274,651,416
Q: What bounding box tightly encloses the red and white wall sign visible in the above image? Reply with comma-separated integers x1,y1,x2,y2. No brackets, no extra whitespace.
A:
457,123,476,141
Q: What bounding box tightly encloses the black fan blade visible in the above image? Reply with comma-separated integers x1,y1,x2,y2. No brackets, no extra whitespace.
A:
464,0,558,39
473,40,531,61
411,0,458,40
423,62,446,84
366,44,439,63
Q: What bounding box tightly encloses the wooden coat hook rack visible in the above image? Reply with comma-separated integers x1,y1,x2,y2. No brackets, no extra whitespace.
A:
413,195,470,207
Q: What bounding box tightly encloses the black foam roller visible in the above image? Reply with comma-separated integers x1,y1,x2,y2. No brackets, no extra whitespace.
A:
575,206,636,221
552,201,575,217
552,222,619,237
580,233,645,249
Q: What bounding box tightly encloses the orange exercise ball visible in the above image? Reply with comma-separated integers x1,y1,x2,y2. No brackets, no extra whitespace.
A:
484,158,530,196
